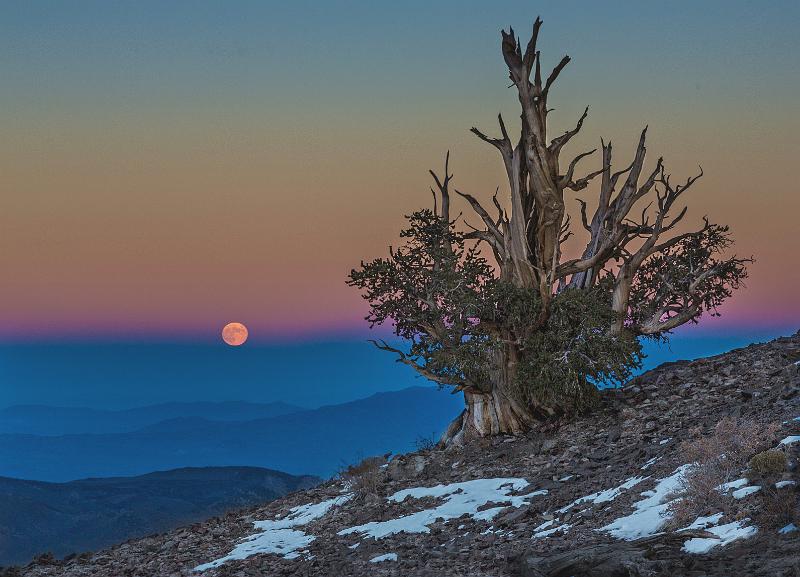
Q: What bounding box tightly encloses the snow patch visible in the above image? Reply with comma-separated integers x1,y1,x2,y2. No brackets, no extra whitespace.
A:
533,519,555,532
194,494,352,571
339,478,544,539
640,456,660,470
681,513,723,530
717,478,748,492
779,523,797,534
533,519,571,538
369,553,398,563
601,465,691,540
682,520,757,554
557,474,648,513
775,480,796,489
780,435,800,445
717,478,760,499
731,485,761,499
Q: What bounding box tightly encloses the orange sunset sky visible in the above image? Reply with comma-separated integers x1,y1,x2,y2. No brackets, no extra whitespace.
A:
1,1,798,342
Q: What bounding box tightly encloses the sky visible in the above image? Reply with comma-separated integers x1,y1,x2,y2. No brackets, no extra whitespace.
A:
0,1,798,408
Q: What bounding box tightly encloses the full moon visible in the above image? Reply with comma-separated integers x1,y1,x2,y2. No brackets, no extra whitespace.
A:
221,322,248,346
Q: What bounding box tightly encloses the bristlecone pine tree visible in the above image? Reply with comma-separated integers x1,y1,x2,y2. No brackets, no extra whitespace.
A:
348,18,750,445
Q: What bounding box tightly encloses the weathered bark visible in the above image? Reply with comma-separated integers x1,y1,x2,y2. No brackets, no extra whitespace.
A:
440,347,549,445
442,387,537,445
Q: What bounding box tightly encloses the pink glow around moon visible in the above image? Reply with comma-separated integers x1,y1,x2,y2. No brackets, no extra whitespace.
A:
221,322,248,346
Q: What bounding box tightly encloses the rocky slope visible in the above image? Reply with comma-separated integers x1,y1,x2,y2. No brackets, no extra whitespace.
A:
15,331,800,577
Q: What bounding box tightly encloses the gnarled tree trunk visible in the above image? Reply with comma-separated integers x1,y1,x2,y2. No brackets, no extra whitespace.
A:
441,347,549,445
443,388,536,445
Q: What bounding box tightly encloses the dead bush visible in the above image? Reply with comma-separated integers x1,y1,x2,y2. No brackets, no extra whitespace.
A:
414,433,439,452
668,417,778,524
752,484,798,529
749,450,787,475
340,455,386,497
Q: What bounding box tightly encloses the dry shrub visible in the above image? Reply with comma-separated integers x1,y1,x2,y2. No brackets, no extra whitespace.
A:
414,433,439,452
668,417,778,524
340,456,385,497
753,484,798,529
749,450,787,475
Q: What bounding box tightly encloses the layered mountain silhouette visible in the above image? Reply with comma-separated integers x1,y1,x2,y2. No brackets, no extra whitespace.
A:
0,400,302,435
0,387,463,481
0,466,319,566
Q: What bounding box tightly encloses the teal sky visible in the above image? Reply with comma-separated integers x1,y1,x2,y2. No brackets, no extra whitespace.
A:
1,1,798,341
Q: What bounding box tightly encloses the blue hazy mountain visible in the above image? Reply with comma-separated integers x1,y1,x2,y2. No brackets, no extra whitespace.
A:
0,400,302,435
0,466,319,566
0,387,464,482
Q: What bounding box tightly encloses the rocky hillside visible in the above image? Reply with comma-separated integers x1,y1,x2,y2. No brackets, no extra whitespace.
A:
15,332,800,577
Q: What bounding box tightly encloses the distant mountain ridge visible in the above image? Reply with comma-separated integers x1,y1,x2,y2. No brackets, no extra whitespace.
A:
0,400,303,435
0,386,463,482
0,466,319,566
14,332,800,577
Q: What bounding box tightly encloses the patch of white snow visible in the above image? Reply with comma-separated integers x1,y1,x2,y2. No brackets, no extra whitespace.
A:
558,474,649,514
601,465,691,540
779,523,797,534
194,494,352,571
533,519,555,532
775,480,796,489
369,553,398,563
640,456,660,470
682,520,757,554
780,435,800,445
532,518,571,538
731,485,761,499
717,478,748,492
680,513,724,530
338,478,544,539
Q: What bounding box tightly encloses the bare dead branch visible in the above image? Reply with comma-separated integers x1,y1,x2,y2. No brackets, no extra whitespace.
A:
548,106,589,155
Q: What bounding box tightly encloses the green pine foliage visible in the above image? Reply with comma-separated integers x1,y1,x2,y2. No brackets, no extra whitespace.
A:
348,211,642,415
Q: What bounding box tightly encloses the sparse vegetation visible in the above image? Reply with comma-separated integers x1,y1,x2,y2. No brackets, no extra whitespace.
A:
415,433,440,452
753,484,798,530
748,448,797,530
339,456,386,498
669,417,778,524
749,449,787,475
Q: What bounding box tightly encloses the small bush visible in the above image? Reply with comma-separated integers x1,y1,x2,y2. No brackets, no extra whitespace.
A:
753,485,798,529
340,456,385,497
668,417,778,524
749,450,787,475
414,433,439,452
33,553,55,565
